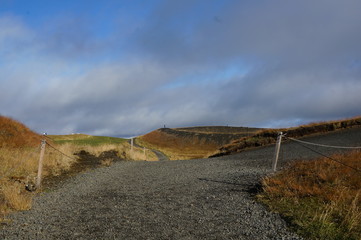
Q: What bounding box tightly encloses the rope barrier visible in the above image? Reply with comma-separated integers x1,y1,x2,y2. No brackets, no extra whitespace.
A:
46,142,78,161
285,136,361,173
287,137,361,149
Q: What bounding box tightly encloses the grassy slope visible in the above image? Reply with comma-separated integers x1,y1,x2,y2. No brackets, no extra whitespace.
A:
212,116,361,157
138,126,262,160
0,116,41,148
50,134,127,146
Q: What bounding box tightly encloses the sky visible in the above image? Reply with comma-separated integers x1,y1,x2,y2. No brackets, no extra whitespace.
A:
1,0,361,137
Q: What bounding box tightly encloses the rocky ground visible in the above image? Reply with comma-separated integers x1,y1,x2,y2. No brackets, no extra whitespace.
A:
1,127,361,239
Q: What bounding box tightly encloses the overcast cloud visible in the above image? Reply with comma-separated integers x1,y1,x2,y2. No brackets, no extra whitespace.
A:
0,0,360,136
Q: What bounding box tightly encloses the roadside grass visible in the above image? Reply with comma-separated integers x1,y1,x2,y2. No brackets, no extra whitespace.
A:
0,144,78,219
51,134,157,161
136,135,217,160
258,151,361,240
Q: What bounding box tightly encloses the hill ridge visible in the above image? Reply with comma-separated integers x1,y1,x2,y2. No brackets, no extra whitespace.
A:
0,115,41,148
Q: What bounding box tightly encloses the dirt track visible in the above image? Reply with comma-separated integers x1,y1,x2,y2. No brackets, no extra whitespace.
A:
131,139,169,161
2,127,361,239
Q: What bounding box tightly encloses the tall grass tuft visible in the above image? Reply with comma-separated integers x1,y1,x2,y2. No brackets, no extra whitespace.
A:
259,151,361,240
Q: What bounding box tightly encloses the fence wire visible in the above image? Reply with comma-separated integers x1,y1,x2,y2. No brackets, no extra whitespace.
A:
285,136,361,173
46,142,79,162
287,137,361,149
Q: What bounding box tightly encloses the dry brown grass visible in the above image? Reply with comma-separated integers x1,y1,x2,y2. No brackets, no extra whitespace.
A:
77,142,157,161
0,116,41,148
260,151,361,239
1,181,32,211
0,143,79,218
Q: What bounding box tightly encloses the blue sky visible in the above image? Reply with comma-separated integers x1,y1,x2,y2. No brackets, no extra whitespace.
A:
1,0,361,137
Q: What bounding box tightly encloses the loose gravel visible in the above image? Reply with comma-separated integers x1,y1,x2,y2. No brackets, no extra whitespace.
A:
2,127,361,239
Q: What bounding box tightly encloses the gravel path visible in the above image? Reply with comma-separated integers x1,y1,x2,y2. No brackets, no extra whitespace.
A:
131,139,169,161
151,149,169,161
2,127,361,239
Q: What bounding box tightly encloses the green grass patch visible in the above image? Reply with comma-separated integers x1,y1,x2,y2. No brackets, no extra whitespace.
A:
50,134,126,146
258,196,355,240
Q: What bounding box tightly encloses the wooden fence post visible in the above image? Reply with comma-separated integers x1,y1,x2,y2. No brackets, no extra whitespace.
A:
272,132,283,172
36,139,46,189
130,138,134,158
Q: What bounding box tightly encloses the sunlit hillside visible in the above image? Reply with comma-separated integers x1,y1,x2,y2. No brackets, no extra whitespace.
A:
138,126,262,160
0,116,41,148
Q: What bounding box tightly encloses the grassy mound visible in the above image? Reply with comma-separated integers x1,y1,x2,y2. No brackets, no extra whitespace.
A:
0,116,41,148
212,116,361,157
138,126,261,160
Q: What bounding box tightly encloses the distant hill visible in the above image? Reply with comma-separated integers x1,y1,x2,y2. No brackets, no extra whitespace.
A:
137,126,262,160
211,116,361,157
0,116,41,148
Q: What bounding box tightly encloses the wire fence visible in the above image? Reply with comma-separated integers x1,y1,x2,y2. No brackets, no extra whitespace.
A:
0,138,79,188
281,135,361,173
46,142,78,162
286,137,361,149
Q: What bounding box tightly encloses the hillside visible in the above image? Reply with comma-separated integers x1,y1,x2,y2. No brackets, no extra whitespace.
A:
137,126,262,160
0,116,41,148
50,134,127,146
212,116,361,157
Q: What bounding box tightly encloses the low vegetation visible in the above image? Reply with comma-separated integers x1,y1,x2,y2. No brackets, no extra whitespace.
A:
50,134,126,146
0,144,75,217
259,151,361,240
50,134,157,162
212,116,361,157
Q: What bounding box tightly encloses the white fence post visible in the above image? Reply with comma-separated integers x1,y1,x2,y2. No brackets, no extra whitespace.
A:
36,139,46,189
272,132,283,172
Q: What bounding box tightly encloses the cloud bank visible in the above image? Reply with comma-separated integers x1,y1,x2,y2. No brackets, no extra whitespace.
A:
1,0,361,136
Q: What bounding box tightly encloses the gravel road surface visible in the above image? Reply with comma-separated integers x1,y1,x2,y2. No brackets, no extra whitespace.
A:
151,149,169,161
2,127,361,239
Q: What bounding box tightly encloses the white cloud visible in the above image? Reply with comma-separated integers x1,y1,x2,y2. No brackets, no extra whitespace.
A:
1,1,361,136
